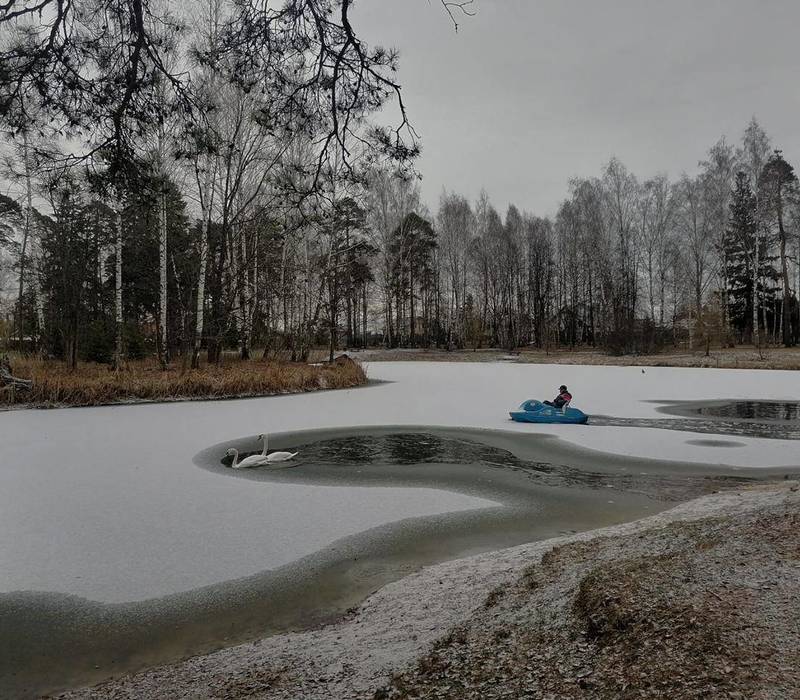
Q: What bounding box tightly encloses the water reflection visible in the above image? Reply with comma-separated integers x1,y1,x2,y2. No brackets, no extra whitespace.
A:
594,409,800,440
223,432,545,470
696,401,800,421
219,431,756,502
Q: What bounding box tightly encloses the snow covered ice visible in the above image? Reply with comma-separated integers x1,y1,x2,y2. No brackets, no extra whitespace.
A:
1,361,798,605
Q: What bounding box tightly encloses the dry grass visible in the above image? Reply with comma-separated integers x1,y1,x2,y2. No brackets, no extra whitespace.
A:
1,355,367,408
374,502,800,700
570,552,765,698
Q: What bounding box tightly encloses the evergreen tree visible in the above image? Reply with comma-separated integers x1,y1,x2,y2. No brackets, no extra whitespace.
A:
759,150,799,346
725,172,757,338
387,213,437,346
724,171,779,341
39,179,104,367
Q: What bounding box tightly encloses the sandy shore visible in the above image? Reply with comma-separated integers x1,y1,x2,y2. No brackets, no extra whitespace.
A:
59,481,800,699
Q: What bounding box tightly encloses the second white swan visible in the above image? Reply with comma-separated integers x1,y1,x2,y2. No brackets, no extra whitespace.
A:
259,433,298,462
225,447,269,469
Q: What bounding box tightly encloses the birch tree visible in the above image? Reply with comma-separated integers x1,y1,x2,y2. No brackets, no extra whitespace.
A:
437,192,473,346
738,118,772,347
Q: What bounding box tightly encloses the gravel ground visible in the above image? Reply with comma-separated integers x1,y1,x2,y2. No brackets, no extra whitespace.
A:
57,482,800,700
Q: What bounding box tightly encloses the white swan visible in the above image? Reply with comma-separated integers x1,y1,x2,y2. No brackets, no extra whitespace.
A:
225,447,269,469
259,433,298,462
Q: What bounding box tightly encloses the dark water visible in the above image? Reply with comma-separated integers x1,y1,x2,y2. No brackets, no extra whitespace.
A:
591,415,800,440
695,401,800,421
592,400,800,440
685,439,746,448
7,426,791,699
218,431,760,502
225,432,555,472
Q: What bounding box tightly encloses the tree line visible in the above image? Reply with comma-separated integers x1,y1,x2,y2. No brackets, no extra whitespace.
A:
0,2,797,366
354,117,799,355
0,0,451,367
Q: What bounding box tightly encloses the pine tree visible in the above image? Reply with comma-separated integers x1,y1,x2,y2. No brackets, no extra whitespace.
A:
724,172,779,341
725,173,757,338
759,150,799,346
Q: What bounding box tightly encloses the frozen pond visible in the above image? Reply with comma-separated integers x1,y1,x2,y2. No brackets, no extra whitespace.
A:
695,399,800,421
663,399,800,422
0,440,491,604
3,423,680,699
2,361,800,697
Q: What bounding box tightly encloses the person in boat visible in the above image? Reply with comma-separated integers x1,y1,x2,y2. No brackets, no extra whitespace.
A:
544,385,572,409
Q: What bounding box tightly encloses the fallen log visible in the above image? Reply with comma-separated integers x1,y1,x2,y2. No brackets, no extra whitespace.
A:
0,356,33,392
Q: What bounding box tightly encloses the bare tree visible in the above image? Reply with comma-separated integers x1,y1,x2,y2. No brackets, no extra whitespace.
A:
738,118,771,347
639,174,676,327
437,191,473,347
699,137,736,340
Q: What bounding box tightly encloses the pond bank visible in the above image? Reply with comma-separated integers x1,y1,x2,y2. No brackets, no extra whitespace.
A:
7,425,700,698
1,355,366,409
60,482,800,699
4,361,798,697
351,346,800,370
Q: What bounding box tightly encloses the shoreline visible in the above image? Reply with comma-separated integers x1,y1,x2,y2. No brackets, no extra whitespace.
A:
13,422,796,698
0,378,379,412
4,361,796,697
0,356,368,411
348,346,800,371
59,481,800,699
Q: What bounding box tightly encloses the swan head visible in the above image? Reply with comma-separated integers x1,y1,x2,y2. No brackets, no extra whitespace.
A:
225,448,236,456
257,434,264,440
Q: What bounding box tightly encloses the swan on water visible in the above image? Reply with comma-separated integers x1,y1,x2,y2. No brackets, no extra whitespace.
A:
225,447,269,469
259,433,299,462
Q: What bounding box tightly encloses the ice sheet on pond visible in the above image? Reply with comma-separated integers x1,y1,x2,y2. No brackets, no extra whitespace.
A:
1,361,798,604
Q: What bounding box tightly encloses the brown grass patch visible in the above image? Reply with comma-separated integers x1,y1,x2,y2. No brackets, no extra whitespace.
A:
743,511,800,559
432,625,470,650
540,540,598,572
483,585,506,608
520,563,539,590
572,553,764,697
2,355,367,408
213,666,285,698
374,506,798,700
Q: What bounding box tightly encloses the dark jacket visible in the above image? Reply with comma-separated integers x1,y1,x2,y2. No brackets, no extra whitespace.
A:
553,390,572,408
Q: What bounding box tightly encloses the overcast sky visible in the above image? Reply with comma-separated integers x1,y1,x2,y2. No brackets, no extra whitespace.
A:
354,0,800,218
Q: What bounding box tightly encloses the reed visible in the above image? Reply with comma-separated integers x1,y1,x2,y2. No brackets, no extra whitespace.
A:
2,355,367,408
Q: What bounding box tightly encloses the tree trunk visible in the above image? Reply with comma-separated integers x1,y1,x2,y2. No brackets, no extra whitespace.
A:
159,191,169,368
33,262,45,355
113,206,124,369
778,202,793,346
752,228,760,349
0,355,33,392
362,282,368,347
16,129,33,351
192,167,213,369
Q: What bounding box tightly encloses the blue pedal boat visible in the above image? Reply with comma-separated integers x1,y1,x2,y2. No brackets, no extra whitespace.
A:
509,399,589,425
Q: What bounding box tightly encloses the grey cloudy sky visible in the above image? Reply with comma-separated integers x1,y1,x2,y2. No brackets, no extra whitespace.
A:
354,0,800,217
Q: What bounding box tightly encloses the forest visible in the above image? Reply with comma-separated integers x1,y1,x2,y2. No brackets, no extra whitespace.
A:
1,1,798,374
